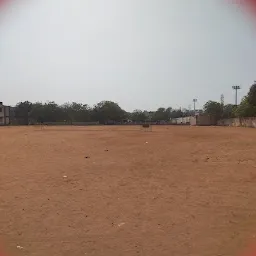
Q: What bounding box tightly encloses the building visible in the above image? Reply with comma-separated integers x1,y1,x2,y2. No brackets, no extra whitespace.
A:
0,102,11,125
170,115,217,126
170,116,191,125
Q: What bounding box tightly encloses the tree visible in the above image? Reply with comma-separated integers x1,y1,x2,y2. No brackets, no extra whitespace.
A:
29,102,45,123
165,107,173,120
15,101,33,125
62,102,92,123
234,82,256,118
247,81,256,106
222,104,235,119
142,111,153,121
152,107,173,121
152,108,165,121
41,101,65,122
79,104,92,122
234,96,256,117
203,101,223,120
91,101,126,124
130,110,147,122
169,109,184,119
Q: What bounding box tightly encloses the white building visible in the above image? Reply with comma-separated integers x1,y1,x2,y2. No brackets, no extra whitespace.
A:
171,116,191,125
0,102,11,125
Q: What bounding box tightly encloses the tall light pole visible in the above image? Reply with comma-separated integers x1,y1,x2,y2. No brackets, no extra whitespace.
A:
232,85,241,106
193,99,197,115
220,94,224,106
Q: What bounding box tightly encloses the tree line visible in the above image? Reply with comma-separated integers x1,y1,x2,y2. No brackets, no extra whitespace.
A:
13,101,195,125
13,81,256,125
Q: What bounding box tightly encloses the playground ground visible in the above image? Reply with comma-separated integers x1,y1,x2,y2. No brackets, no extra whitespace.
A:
0,125,256,256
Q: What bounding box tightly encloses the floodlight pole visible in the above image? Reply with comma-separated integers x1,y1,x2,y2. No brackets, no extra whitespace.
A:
232,85,241,106
193,99,197,115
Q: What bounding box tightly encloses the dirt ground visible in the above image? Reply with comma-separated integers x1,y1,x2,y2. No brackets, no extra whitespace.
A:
1,125,256,256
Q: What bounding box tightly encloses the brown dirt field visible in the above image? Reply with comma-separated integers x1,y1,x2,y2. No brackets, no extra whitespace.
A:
1,125,256,256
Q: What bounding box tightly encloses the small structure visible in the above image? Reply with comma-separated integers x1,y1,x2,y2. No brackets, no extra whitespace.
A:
0,102,11,125
141,123,152,132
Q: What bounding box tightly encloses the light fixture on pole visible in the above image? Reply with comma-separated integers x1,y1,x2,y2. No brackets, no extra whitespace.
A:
232,85,241,106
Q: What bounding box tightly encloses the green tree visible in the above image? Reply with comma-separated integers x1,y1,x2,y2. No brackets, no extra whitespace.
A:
234,82,256,118
222,104,235,119
203,101,223,120
152,107,172,121
15,101,33,125
91,101,126,123
62,102,92,123
42,101,65,122
170,109,184,119
29,102,45,123
234,96,256,117
152,108,165,121
247,81,256,106
130,110,147,122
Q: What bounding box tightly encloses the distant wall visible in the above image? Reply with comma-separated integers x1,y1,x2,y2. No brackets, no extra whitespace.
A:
197,115,217,126
189,115,216,126
217,117,256,128
190,116,197,126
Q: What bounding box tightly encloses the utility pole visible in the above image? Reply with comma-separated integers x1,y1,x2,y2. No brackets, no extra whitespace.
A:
193,99,197,115
232,85,241,106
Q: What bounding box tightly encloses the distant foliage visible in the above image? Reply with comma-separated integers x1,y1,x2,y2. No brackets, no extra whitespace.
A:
12,81,256,125
13,100,198,125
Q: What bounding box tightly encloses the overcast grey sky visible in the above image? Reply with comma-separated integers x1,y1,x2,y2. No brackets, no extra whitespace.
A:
0,0,256,111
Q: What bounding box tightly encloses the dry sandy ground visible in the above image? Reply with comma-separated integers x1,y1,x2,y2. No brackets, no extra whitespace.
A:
0,125,256,256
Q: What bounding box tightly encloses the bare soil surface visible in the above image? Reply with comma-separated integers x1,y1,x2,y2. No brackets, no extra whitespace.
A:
1,125,256,256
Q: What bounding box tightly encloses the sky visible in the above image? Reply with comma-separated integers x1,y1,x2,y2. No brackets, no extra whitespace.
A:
0,0,256,111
